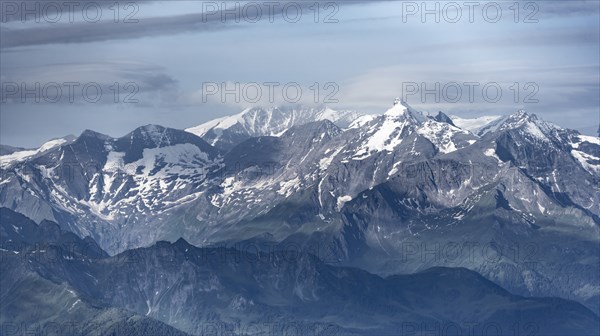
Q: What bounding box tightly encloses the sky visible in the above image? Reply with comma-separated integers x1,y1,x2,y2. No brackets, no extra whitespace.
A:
1,0,599,147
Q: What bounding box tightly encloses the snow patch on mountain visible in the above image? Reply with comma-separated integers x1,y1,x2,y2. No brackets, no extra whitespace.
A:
0,137,73,168
450,115,503,133
185,111,248,139
571,150,600,174
353,117,408,159
569,134,600,174
523,122,549,141
484,147,500,161
104,151,126,172
319,146,344,170
336,195,352,211
575,135,600,147
221,176,243,198
278,177,301,197
349,115,378,129
417,120,471,154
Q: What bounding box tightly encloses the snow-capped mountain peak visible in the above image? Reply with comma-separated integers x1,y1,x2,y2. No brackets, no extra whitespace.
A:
496,110,559,142
431,111,456,126
384,99,427,124
350,100,477,159
129,124,171,146
185,105,366,151
499,109,535,128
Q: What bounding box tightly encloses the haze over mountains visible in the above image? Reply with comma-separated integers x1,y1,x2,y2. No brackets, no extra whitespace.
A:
1,101,599,335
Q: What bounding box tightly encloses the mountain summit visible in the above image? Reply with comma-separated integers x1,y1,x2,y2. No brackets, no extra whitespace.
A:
185,105,366,151
384,98,428,123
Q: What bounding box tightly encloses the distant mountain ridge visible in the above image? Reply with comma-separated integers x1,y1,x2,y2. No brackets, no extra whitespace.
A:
185,105,366,151
450,114,506,136
1,208,598,336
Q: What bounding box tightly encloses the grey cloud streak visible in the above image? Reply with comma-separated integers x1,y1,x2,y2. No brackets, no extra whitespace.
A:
0,0,377,49
1,61,178,104
1,11,237,49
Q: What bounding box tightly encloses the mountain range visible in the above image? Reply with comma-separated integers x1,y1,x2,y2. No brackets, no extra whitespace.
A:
1,207,598,335
1,101,599,334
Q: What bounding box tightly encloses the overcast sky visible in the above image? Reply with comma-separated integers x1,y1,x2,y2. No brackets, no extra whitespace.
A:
1,0,599,147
